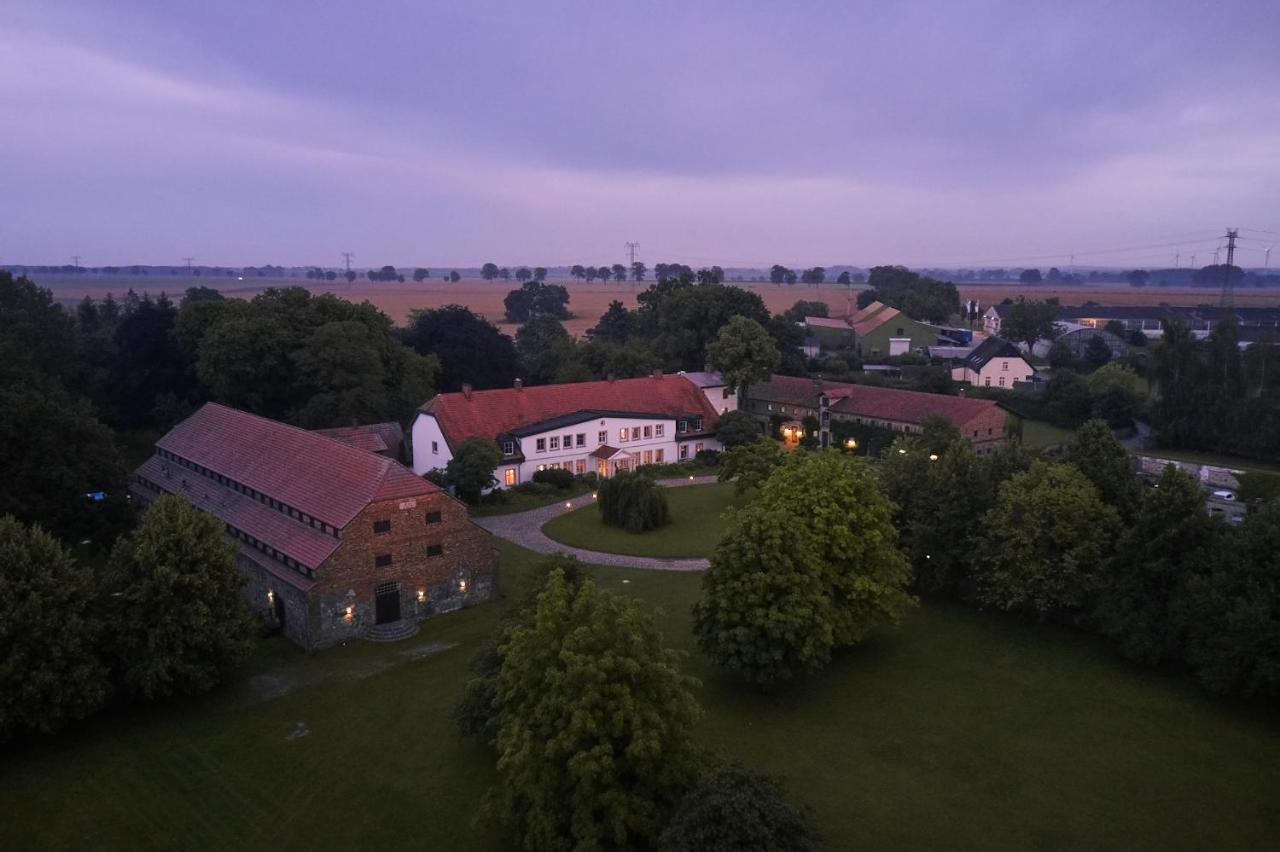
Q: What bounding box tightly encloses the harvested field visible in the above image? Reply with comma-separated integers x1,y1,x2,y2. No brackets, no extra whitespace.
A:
32,274,1280,336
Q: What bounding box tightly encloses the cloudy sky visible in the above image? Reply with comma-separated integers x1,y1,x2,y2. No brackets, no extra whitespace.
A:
3,0,1278,269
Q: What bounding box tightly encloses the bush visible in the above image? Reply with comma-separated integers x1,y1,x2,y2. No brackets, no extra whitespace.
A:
714,410,763,448
531,467,576,489
658,761,820,852
598,471,671,533
694,448,721,465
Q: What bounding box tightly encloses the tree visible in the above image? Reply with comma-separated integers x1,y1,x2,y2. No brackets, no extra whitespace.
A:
611,264,627,283
636,279,771,370
694,452,915,685
344,270,357,283
1062,419,1142,520
784,269,798,286
1095,465,1219,665
836,271,852,285
588,299,634,343
1019,268,1043,284
769,265,789,285
413,268,431,282
515,267,531,282
977,461,1120,616
1126,269,1150,288
1045,369,1093,428
444,438,503,503
0,271,80,384
714,410,763,447
481,262,500,281
1088,362,1145,428
1084,334,1112,369
533,267,548,282
584,266,599,284
491,569,701,851
0,516,108,742
631,261,647,282
449,270,461,282
1185,501,1280,697
716,437,784,494
570,264,586,282
402,305,519,391
705,315,779,398
597,472,671,533
504,281,571,323
658,761,819,852
861,266,961,323
101,495,256,700
515,315,573,384
800,267,826,285
1001,297,1058,349
780,300,829,322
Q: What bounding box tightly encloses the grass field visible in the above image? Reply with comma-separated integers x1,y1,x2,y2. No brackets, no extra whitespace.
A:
2,540,1278,850
33,274,1280,339
1021,419,1074,451
542,482,744,558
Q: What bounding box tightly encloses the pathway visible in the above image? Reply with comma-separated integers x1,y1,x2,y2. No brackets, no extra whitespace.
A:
472,476,718,571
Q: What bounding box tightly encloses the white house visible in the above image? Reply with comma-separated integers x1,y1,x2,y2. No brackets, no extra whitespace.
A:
951,337,1035,388
411,371,734,488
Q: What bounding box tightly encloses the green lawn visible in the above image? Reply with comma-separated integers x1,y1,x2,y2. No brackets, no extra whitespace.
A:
3,541,1279,850
1021,418,1074,451
541,482,744,558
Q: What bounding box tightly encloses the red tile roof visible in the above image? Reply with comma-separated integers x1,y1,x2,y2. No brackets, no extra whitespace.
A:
313,422,404,456
156,403,439,529
421,374,720,449
751,374,1001,428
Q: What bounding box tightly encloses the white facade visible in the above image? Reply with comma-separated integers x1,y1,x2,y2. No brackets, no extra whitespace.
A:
952,355,1034,388
412,412,720,488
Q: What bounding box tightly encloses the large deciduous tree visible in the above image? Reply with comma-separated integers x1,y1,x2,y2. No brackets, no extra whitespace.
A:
491,569,701,851
694,452,915,685
101,495,257,701
705,315,779,398
1062,419,1143,520
658,761,820,852
716,437,784,494
444,438,503,504
713,409,763,448
977,461,1120,616
402,304,519,391
0,516,108,742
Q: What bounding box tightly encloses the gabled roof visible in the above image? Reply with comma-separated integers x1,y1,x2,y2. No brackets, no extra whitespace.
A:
314,422,404,455
156,403,439,530
750,374,1001,428
420,374,720,449
851,305,903,336
679,371,727,388
850,300,892,324
963,337,1025,370
804,315,852,329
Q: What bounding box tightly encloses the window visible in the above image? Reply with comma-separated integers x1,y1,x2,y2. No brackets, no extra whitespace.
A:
575,459,586,474
598,430,607,444
643,450,652,464
677,420,688,434
431,441,439,455
563,433,573,448
576,433,586,447
1001,360,1008,371
536,438,546,453
375,553,392,567
619,428,629,442
549,436,560,451
643,425,653,439
502,440,515,455
655,424,664,438
655,448,664,463
425,510,442,525
679,444,689,460
767,404,774,411
998,376,1006,387
693,417,703,431
631,427,640,441
373,520,391,534
984,377,991,386
505,468,517,486
695,442,705,453
427,543,444,558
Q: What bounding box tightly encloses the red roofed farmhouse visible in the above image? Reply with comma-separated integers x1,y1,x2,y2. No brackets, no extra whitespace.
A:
747,374,1010,450
412,372,735,486
131,403,496,649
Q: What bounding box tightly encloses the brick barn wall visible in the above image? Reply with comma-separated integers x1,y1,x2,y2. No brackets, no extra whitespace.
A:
236,552,314,647
310,490,497,647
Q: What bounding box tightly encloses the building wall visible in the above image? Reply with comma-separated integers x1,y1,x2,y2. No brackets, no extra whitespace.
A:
857,318,936,358
305,491,497,648
953,357,1035,388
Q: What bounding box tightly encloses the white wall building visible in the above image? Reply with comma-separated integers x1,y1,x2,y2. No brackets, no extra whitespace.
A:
412,371,734,488
950,337,1035,388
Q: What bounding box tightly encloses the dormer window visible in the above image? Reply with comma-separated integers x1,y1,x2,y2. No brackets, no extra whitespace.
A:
502,440,515,455
693,417,703,431
677,419,688,434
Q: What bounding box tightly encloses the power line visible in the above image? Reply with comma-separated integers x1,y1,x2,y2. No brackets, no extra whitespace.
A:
71,254,81,269
625,241,640,266
1221,228,1238,308
182,256,195,272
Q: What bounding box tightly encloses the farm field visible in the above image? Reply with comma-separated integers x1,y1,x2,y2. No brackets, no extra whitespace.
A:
3,539,1278,851
30,273,1280,338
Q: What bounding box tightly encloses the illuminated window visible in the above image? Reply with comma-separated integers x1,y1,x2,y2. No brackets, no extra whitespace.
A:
655,448,664,463
643,425,652,439
619,429,629,442
643,450,652,464
574,459,586,474
505,468,516,486
695,443,705,453
679,444,689,460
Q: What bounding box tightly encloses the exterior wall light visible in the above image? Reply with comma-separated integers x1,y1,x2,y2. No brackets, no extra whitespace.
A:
267,590,275,604
343,605,354,623
458,579,468,593
417,589,426,604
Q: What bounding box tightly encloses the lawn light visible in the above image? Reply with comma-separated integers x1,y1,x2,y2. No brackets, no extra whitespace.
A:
565,501,572,508
592,492,598,499
898,448,907,455
928,453,939,461
845,438,857,449
689,475,694,480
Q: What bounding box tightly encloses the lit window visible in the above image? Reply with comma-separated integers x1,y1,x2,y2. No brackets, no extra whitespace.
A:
643,450,652,464
679,444,689,460
655,448,664,463
574,459,585,474
619,429,629,442
695,443,705,453
505,468,516,486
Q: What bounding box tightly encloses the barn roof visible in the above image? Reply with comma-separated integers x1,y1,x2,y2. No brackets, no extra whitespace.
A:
750,374,1001,428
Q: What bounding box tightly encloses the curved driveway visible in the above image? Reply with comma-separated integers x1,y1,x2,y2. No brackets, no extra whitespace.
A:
472,476,717,571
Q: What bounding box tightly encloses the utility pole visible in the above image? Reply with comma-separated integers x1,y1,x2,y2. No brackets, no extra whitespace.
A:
1220,228,1238,309
1174,251,1180,268
183,256,194,273
1265,245,1272,270
71,254,81,270
624,242,639,290
341,251,354,286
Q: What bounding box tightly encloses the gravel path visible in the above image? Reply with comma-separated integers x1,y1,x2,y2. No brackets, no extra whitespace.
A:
472,476,718,572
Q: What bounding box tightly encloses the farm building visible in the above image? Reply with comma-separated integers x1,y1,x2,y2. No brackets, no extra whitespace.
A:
851,301,940,358
131,404,496,648
983,303,1280,340
412,371,731,487
952,336,1035,388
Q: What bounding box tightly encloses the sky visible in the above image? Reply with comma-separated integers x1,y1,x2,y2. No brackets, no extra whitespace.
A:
2,0,1279,270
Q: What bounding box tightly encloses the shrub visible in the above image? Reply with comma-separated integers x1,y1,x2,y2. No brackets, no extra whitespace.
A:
531,467,576,489
598,472,671,533
658,761,820,852
694,448,721,466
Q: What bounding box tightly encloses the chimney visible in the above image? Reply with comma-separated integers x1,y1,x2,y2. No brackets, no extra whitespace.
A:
514,378,523,391
461,383,472,400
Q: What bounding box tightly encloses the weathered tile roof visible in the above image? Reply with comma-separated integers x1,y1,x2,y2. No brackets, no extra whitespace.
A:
421,374,720,449
313,421,404,456
963,336,1023,370
804,315,852,329
155,403,439,530
750,374,1001,428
